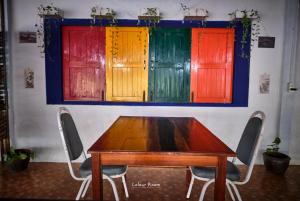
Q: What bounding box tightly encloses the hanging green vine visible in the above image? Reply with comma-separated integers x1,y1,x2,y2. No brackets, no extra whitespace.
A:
90,6,118,26
228,9,262,59
138,8,161,29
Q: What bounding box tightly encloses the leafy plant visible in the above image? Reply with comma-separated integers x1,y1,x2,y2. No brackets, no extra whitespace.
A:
228,9,262,59
180,3,189,14
91,6,117,26
180,3,208,27
266,137,281,153
138,8,161,28
4,147,35,164
35,4,63,54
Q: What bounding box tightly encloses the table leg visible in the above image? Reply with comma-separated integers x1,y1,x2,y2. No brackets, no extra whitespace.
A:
186,167,191,187
214,156,227,201
92,153,103,201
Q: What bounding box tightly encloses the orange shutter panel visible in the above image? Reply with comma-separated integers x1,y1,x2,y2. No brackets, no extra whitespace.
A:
106,27,149,102
190,28,234,103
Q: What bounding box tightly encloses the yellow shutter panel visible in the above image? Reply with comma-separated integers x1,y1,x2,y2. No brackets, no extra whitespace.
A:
106,27,149,102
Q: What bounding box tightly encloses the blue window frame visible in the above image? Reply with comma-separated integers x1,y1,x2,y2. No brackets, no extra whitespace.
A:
45,19,250,107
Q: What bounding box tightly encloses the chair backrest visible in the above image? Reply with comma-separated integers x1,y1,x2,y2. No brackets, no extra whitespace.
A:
235,111,265,184
57,107,85,180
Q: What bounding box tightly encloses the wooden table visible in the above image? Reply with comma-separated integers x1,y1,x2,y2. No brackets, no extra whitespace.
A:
88,116,235,201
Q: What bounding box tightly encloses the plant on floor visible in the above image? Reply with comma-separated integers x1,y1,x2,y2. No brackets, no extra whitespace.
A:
266,137,281,152
4,147,35,171
263,137,291,175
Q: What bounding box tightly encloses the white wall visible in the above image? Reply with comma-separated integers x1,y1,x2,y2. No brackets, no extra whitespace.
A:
9,0,289,163
290,54,300,163
289,4,300,164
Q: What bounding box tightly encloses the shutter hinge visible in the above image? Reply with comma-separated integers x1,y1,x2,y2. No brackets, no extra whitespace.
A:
143,90,146,102
101,90,105,101
150,90,153,101
191,92,194,102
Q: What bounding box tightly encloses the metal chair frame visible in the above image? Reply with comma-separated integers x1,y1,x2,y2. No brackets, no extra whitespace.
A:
186,111,265,201
57,107,129,200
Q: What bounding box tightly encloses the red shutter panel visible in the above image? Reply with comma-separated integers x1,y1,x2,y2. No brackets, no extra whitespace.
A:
62,26,105,101
191,28,234,103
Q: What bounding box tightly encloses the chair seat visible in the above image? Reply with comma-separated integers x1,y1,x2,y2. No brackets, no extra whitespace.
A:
80,157,127,178
191,161,240,181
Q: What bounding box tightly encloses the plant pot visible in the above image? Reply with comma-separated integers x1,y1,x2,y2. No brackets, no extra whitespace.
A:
235,10,245,19
263,152,291,175
5,149,31,172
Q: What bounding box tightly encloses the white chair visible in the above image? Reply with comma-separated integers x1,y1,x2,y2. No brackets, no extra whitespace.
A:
57,107,129,200
186,111,265,201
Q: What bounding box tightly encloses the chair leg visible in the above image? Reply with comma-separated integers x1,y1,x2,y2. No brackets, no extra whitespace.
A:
104,175,120,201
122,175,129,198
81,176,92,198
199,179,215,201
226,180,235,201
76,177,90,200
186,175,195,198
228,181,242,201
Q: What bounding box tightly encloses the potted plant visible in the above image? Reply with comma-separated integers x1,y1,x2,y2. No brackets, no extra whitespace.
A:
35,4,64,54
228,9,262,59
263,137,291,175
90,6,117,25
180,3,209,26
4,147,35,172
138,7,161,27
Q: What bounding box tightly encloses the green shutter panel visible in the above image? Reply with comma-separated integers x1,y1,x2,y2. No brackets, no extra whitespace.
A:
148,28,191,103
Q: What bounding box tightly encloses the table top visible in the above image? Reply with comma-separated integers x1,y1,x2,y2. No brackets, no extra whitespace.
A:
88,116,235,156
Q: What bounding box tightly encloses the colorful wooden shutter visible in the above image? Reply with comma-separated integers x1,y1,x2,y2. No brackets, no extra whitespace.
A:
190,28,234,103
106,27,149,102
148,28,191,102
62,26,105,101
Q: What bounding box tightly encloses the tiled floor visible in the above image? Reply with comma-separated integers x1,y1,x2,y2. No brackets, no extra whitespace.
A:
0,163,299,201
